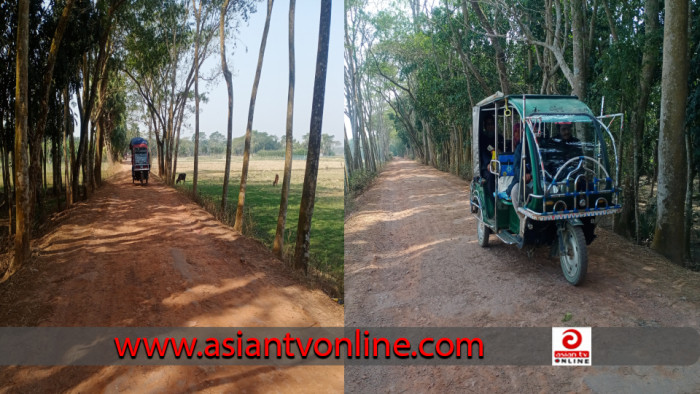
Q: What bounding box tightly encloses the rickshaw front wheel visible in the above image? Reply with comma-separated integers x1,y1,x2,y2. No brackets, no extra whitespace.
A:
559,223,588,286
477,220,490,247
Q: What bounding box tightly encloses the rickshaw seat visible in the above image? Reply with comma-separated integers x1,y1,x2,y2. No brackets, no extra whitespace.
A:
497,176,513,194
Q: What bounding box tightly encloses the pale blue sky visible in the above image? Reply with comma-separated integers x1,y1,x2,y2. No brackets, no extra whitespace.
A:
193,0,343,143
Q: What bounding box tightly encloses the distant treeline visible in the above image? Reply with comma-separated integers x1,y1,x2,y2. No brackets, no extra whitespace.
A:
135,130,340,158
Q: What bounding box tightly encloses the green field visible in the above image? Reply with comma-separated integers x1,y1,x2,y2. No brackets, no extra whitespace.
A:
173,155,344,288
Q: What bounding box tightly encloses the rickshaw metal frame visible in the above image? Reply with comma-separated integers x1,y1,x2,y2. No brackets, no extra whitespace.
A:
469,93,623,235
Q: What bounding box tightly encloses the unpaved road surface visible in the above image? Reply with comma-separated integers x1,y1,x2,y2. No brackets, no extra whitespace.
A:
0,164,342,393
345,158,700,393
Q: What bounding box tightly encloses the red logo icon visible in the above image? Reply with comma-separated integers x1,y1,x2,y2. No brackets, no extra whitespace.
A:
553,327,591,366
562,329,582,349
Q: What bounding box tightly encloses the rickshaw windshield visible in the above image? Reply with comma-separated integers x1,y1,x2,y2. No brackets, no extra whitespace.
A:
527,115,609,183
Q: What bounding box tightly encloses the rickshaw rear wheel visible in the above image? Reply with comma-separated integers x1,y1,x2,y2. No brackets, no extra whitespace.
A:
477,220,491,247
559,223,588,286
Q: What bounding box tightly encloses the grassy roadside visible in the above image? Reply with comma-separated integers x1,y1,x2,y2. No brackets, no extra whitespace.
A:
173,156,345,297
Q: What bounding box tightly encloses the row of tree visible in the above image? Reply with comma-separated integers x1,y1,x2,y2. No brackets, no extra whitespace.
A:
346,0,699,265
344,2,393,180
1,0,334,281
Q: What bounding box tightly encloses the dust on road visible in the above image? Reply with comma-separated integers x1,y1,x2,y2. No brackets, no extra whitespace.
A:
345,158,700,393
0,164,343,393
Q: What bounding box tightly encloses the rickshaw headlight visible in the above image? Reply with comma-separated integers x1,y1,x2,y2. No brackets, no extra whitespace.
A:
551,185,559,194
579,198,587,207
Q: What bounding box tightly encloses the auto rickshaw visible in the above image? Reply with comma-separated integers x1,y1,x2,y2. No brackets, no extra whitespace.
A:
469,93,622,285
129,137,150,185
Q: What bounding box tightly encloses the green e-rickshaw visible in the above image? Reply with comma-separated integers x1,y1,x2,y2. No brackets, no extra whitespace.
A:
469,93,622,285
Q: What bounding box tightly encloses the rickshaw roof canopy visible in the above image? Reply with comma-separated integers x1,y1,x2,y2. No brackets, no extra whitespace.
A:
129,137,148,148
507,95,594,119
525,114,593,123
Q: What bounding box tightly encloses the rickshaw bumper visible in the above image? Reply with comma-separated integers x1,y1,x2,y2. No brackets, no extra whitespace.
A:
516,206,622,222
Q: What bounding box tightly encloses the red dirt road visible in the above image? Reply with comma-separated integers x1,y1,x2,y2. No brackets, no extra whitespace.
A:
0,164,343,393
345,158,700,393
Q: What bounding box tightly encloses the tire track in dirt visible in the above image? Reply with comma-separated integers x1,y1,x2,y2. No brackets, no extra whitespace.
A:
0,164,343,393
345,158,700,393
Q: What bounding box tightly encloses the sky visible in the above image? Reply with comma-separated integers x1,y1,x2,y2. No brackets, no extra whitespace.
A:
187,0,344,144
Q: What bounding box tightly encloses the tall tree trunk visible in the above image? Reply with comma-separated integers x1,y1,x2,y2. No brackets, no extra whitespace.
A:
2,118,12,237
94,66,111,188
29,0,75,212
355,79,374,172
63,88,72,207
423,120,436,167
95,118,104,186
5,0,30,282
293,0,331,273
234,0,275,232
73,63,89,201
2,137,9,215
631,0,660,244
171,100,186,184
6,144,12,237
570,0,587,100
685,131,696,262
344,127,353,177
344,23,364,172
72,1,118,201
220,0,234,211
422,125,429,165
273,0,295,258
651,0,689,264
88,121,95,192
165,29,178,186
52,133,61,198
42,139,47,192
192,0,202,196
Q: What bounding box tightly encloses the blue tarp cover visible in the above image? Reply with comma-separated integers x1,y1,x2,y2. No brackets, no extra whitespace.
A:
129,137,148,147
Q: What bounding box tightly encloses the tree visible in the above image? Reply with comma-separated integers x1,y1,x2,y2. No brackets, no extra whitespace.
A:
215,0,255,210
29,0,75,208
651,0,689,264
191,0,220,196
4,0,30,282
220,0,234,211
273,0,295,258
293,0,331,272
630,0,661,243
234,0,274,232
193,0,203,196
73,0,125,201
124,0,221,187
321,134,338,156
469,0,509,94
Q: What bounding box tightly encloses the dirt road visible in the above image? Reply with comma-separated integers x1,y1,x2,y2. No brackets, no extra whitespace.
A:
0,164,343,393
345,158,700,392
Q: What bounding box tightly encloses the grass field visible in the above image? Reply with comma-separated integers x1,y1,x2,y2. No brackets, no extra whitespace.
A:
173,155,344,290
